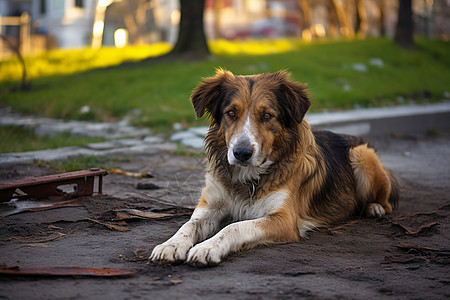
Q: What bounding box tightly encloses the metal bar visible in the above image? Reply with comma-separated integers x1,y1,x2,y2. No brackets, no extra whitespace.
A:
98,175,103,194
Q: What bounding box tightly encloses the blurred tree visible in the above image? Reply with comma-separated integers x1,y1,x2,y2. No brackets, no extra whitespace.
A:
377,0,386,36
327,0,340,38
122,0,155,45
0,34,29,90
298,0,312,32
394,0,414,47
355,0,367,37
334,0,355,37
168,0,209,59
327,0,354,38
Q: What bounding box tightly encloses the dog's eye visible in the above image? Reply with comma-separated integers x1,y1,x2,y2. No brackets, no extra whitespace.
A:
226,110,236,119
262,113,272,121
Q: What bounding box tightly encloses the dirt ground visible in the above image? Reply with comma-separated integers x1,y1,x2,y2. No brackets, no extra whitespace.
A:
0,131,449,299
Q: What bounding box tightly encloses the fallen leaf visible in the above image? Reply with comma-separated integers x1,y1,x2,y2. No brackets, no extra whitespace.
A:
34,232,68,243
103,223,128,232
394,243,450,256
385,255,426,264
18,243,52,248
170,280,184,285
48,225,64,230
391,221,438,235
114,209,188,221
109,168,153,178
120,248,151,262
115,212,134,220
395,243,442,252
87,218,129,232
133,248,150,257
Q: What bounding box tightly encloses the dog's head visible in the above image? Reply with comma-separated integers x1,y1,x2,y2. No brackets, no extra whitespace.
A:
191,69,310,170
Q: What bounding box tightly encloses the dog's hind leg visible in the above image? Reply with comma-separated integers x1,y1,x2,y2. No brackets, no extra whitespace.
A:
349,144,393,217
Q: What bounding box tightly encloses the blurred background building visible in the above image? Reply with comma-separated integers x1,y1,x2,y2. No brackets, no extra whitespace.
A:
0,0,449,56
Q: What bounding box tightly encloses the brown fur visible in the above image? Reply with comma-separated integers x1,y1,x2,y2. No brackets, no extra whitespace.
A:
192,69,399,234
150,69,400,267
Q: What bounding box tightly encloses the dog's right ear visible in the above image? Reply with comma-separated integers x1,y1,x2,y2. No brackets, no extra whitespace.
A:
190,69,234,122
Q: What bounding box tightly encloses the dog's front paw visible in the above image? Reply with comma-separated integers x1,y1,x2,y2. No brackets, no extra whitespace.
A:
186,241,226,267
366,203,386,218
150,240,192,264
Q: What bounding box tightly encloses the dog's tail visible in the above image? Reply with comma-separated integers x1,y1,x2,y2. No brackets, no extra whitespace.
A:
386,168,400,209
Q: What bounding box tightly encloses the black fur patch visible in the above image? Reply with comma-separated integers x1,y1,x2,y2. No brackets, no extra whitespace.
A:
246,77,255,94
310,129,367,221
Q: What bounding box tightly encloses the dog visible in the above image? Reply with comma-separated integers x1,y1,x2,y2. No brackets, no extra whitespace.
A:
150,69,399,267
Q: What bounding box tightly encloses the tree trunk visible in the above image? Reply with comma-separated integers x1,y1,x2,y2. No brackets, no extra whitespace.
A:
331,0,355,37
1,34,29,90
327,0,339,38
298,0,312,30
169,0,209,59
124,13,139,44
122,0,153,45
378,0,386,36
355,0,367,37
394,0,414,48
298,0,312,40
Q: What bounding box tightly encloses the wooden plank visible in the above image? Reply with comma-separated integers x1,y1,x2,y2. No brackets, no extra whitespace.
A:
0,265,138,278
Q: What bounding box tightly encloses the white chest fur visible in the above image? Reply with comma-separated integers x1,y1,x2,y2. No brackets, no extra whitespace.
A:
203,173,288,221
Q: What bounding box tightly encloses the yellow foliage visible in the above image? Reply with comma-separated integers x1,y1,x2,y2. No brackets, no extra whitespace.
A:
0,43,172,82
0,39,304,82
209,38,300,55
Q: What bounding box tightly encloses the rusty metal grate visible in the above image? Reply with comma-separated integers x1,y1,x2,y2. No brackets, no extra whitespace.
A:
0,168,108,202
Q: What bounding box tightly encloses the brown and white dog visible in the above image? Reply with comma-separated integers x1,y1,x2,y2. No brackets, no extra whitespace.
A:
150,69,399,267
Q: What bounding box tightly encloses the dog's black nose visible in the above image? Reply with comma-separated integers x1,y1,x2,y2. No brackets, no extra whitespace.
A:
233,147,253,163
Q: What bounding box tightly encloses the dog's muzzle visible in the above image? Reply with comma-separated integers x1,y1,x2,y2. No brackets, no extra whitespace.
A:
233,147,253,164
228,135,257,166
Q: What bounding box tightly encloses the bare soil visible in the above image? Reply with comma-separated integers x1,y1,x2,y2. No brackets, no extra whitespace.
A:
0,132,449,299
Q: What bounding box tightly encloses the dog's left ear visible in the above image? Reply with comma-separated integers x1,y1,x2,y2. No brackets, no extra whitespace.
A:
190,69,234,122
271,71,311,126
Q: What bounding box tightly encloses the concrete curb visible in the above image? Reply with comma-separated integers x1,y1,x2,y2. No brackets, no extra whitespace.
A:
0,143,178,166
170,102,450,147
307,102,450,137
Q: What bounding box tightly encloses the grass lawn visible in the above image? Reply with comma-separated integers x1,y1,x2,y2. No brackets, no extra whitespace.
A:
33,155,126,173
0,125,105,153
1,38,449,137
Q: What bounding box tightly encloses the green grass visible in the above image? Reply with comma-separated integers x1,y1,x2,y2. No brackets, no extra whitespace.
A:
1,38,449,133
0,125,105,153
33,155,129,173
